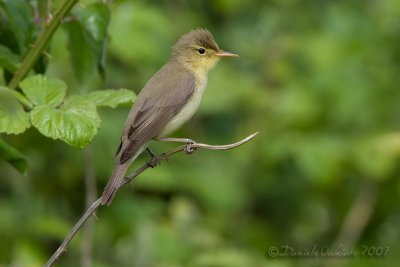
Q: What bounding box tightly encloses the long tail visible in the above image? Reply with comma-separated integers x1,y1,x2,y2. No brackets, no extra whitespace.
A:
101,161,131,205
101,145,146,205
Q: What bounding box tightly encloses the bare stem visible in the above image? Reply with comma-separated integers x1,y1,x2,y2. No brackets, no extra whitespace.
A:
44,132,258,266
45,199,102,267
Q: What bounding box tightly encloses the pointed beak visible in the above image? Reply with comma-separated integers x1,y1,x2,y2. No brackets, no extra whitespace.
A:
215,50,239,58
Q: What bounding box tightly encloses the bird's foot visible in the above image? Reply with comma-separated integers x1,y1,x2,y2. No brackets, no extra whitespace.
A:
147,156,159,168
146,147,157,158
184,139,197,154
157,137,198,154
146,147,159,168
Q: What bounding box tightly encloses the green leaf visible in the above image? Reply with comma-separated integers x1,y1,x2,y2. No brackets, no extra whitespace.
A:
79,3,110,43
0,86,30,134
0,138,27,174
0,0,35,54
19,75,66,107
79,3,111,78
0,44,20,72
72,89,136,108
6,89,33,109
64,21,96,84
30,98,101,148
63,3,111,83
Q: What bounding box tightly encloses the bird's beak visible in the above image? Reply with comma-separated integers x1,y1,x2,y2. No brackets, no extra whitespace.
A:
215,50,239,57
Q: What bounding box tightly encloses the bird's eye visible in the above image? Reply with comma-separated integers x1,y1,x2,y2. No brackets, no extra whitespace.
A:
198,48,206,55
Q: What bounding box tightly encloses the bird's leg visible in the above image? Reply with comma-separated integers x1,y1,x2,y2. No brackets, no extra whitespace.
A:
146,147,157,158
157,137,197,154
146,147,159,168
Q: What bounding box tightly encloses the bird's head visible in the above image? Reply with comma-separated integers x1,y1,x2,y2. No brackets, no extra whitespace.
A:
171,29,238,75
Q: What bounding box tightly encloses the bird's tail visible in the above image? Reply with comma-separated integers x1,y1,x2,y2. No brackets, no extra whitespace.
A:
101,145,145,205
101,161,131,205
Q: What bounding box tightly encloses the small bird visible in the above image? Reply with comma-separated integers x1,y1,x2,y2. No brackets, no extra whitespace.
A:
101,29,238,205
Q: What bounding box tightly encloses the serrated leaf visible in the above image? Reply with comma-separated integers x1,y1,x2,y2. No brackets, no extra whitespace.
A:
0,44,20,72
79,3,111,79
0,138,27,174
0,86,30,134
30,98,101,148
20,75,66,107
72,89,136,108
0,0,35,54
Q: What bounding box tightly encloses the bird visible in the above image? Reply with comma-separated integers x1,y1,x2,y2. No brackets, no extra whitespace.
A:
101,28,238,205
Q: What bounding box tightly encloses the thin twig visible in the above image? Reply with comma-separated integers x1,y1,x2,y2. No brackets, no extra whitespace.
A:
44,132,258,267
45,199,102,267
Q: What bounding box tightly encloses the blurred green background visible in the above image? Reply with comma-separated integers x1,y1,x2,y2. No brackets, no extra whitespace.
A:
1,0,400,266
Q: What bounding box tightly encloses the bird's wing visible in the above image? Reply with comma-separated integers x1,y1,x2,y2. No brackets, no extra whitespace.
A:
118,66,196,164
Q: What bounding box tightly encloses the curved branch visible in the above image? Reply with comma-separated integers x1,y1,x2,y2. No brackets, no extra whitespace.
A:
44,132,258,267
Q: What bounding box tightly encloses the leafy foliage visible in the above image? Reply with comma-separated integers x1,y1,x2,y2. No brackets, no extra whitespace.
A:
0,0,36,54
0,0,129,153
0,86,30,134
0,0,134,158
78,2,110,78
30,97,100,148
71,89,136,108
20,75,67,107
18,75,134,148
64,2,110,83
